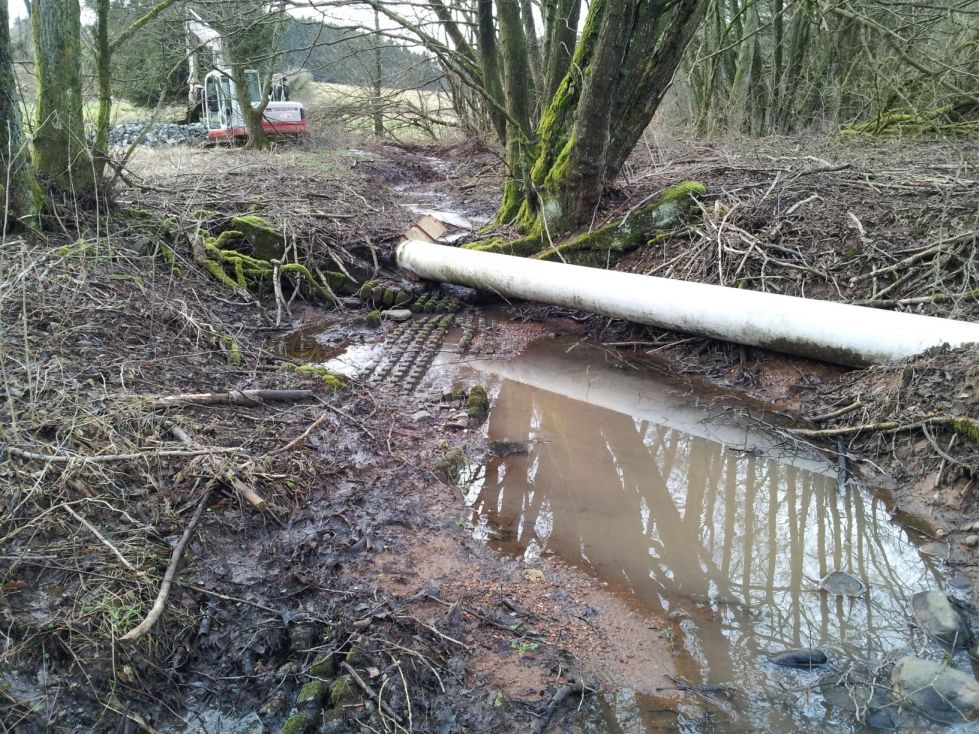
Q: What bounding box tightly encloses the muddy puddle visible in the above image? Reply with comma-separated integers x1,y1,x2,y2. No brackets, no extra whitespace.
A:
449,338,971,732
284,292,972,730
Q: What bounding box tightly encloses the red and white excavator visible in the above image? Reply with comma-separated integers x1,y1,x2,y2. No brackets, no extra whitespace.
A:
186,9,308,141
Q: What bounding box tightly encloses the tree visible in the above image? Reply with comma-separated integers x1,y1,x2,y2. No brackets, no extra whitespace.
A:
1,0,35,232
93,0,185,181
358,0,708,239
31,0,95,196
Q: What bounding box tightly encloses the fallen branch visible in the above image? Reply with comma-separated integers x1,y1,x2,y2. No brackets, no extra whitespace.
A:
151,389,315,408
5,445,240,464
789,415,979,440
807,401,864,423
119,488,212,643
533,678,589,734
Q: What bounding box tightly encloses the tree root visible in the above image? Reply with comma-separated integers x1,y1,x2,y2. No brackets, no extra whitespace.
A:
466,181,706,267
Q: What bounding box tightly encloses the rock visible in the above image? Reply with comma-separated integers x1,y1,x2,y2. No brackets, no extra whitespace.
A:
911,590,973,648
820,570,865,597
258,691,288,717
489,440,528,457
382,309,413,322
279,713,312,734
104,120,208,149
965,534,979,547
770,648,829,669
288,623,318,652
890,655,979,723
296,679,328,709
411,410,434,423
949,572,973,591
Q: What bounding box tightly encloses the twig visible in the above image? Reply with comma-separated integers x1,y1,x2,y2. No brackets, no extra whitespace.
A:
340,661,405,725
61,503,138,572
119,488,212,642
808,401,864,423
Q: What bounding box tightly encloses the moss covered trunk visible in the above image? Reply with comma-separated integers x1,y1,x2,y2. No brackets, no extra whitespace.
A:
495,0,536,224
501,0,708,238
31,0,95,195
0,0,35,231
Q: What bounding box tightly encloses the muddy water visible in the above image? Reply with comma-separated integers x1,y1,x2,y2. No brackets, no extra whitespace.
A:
458,339,958,732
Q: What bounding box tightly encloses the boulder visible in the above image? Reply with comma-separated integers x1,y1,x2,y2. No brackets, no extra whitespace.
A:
912,590,973,649
382,309,413,322
770,648,829,669
890,655,979,723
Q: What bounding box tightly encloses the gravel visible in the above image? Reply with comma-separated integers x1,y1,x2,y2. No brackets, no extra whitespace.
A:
108,121,208,148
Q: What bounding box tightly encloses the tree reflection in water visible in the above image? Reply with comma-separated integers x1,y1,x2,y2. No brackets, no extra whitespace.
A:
464,376,949,731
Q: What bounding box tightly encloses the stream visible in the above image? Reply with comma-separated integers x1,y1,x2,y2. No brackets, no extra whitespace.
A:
286,167,977,731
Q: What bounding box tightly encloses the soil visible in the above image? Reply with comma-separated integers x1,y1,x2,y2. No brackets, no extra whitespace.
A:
1,130,977,733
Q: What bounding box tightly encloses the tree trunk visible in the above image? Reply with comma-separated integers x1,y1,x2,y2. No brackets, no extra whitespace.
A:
541,0,581,101
495,0,535,223
231,64,270,150
94,0,111,182
372,8,384,138
31,0,94,196
1,0,35,231
518,0,708,235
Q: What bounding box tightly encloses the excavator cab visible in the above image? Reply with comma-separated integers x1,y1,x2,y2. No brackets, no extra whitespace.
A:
202,69,307,141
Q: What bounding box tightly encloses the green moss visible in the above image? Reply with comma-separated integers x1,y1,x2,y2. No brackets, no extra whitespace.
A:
283,363,346,390
297,680,328,706
279,713,312,734
530,183,705,266
383,288,396,306
192,208,220,219
230,215,286,260
310,654,336,678
223,337,243,366
358,279,380,301
660,180,707,204
953,418,979,443
366,310,382,327
330,675,356,706
467,386,490,425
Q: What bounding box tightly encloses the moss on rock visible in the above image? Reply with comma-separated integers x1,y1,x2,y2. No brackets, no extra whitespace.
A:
230,214,286,260
467,386,490,424
279,713,312,734
283,363,346,390
434,446,469,484
310,654,336,678
330,674,356,706
297,679,328,707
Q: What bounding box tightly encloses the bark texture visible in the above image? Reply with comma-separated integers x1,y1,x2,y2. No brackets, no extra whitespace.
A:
1,0,35,230
31,0,95,194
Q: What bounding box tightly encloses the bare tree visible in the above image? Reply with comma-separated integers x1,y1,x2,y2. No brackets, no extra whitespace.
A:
338,0,707,238
1,0,35,232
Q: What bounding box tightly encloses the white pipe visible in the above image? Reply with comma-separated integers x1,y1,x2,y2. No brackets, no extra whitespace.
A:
397,240,979,366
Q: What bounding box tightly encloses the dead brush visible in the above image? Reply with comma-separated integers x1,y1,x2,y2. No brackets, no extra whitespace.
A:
0,235,275,727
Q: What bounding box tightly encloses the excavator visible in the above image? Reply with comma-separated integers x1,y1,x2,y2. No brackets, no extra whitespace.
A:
186,9,308,142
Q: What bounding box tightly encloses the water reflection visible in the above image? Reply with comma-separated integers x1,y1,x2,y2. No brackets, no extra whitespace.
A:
463,345,949,731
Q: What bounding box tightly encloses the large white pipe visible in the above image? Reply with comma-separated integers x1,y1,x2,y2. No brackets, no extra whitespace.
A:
397,239,979,366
